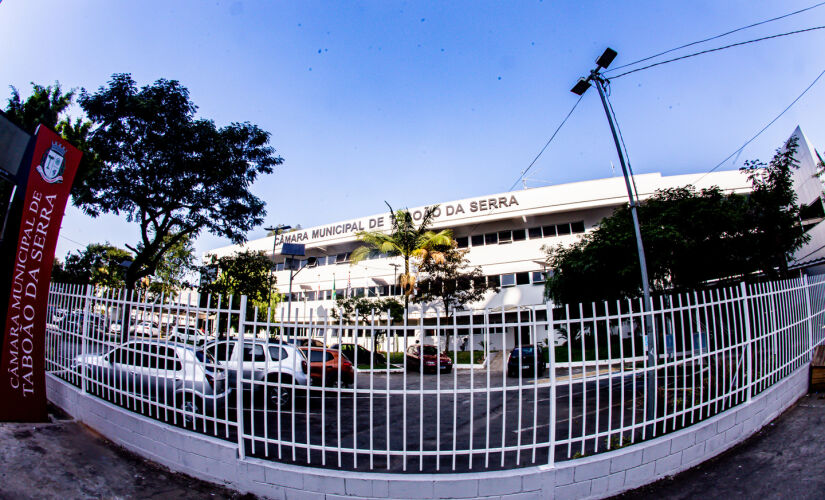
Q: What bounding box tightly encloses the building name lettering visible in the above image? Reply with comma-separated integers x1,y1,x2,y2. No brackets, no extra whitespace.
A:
6,190,55,396
274,195,519,245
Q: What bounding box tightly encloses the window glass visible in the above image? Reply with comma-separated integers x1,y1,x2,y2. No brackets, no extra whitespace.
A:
531,271,546,284
455,236,469,248
571,221,585,233
309,350,327,362
207,341,234,362
501,274,516,287
275,262,285,272
268,346,287,361
528,227,542,239
516,272,530,285
498,230,512,243
542,225,557,237
488,275,501,287
243,344,267,362
512,229,526,241
157,346,182,370
556,223,571,235
471,234,484,247
336,253,347,263
484,232,498,245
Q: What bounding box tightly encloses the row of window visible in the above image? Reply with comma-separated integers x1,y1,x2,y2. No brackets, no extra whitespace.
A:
281,271,547,302
455,221,585,249
274,222,584,270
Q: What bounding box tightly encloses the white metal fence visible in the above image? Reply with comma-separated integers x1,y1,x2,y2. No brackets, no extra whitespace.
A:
45,276,825,473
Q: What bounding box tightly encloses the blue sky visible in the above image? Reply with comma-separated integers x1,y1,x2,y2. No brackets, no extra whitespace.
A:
1,1,824,261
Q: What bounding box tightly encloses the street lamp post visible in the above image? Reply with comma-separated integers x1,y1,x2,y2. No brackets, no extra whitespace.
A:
572,48,656,421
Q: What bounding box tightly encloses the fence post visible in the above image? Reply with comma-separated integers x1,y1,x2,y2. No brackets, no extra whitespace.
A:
739,282,752,402
236,295,247,460
547,301,556,467
80,284,93,395
802,274,814,358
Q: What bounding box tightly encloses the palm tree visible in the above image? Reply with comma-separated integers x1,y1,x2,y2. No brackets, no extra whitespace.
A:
351,204,453,313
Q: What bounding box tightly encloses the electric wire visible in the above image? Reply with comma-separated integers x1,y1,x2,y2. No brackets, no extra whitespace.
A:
611,25,825,79
693,67,825,184
509,94,584,191
606,1,825,73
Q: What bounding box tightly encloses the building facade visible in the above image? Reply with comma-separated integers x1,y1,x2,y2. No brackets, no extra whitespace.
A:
209,169,753,322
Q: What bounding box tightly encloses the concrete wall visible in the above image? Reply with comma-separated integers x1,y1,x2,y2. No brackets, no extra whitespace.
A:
47,365,810,500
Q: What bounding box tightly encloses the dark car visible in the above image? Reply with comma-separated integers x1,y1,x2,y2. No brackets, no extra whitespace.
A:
406,345,452,374
507,345,547,377
330,343,387,366
300,347,354,386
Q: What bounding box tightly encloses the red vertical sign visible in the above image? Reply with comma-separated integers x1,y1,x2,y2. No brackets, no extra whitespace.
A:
0,125,82,422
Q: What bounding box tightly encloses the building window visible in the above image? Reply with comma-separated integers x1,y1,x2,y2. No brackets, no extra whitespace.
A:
512,229,526,241
456,236,469,248
498,230,512,244
528,227,543,239
501,274,516,287
531,271,545,284
556,223,571,235
471,234,484,247
484,232,498,245
275,262,285,271
488,275,501,288
516,272,530,285
543,225,557,237
336,252,348,263
571,221,585,234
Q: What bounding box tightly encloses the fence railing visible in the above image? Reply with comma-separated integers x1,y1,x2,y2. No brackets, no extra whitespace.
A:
45,276,825,473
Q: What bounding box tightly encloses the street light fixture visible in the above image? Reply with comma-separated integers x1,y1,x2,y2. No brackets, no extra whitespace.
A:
572,47,655,419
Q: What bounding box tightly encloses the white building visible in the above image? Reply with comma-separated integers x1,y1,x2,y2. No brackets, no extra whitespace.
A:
209,169,753,318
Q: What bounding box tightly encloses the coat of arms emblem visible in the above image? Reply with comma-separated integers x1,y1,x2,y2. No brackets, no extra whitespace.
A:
36,141,66,184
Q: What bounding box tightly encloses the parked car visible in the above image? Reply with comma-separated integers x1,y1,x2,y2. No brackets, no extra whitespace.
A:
330,343,387,366
405,345,452,373
71,339,229,426
300,346,354,386
205,339,309,408
129,321,160,337
278,337,326,348
507,345,547,377
166,326,212,346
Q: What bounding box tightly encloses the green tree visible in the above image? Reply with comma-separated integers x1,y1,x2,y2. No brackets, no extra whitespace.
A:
5,82,75,133
145,233,196,299
351,204,453,311
200,250,281,319
51,243,132,288
333,296,405,324
741,136,808,279
414,245,498,347
544,137,808,304
77,73,282,290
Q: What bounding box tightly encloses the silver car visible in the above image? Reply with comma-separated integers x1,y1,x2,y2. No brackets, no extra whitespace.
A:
73,339,229,426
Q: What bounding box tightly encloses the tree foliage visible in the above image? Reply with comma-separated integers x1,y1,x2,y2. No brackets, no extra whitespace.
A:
333,296,405,324
544,138,808,304
77,73,282,289
414,245,497,316
144,233,196,298
351,204,453,309
51,243,132,288
200,250,280,317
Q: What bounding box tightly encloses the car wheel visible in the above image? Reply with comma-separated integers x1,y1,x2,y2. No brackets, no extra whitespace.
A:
266,382,292,409
178,395,203,427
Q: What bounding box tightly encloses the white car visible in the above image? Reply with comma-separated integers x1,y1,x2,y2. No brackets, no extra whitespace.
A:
130,321,160,336
166,326,212,346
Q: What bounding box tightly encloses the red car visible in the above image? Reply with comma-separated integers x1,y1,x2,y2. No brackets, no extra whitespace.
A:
405,345,452,374
300,347,354,387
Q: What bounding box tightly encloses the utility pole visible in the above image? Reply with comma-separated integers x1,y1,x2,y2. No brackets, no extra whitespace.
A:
572,48,656,422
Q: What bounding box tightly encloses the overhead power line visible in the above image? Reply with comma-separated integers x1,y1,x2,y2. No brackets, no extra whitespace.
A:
607,1,825,73
509,94,584,191
693,67,825,184
611,25,825,79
